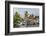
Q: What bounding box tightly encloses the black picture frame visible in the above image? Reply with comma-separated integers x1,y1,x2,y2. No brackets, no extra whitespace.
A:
5,1,45,35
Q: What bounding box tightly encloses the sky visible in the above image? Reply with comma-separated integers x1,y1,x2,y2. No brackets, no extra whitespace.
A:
13,8,39,17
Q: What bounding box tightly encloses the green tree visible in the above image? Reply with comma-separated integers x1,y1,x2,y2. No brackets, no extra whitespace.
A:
25,11,28,17
13,11,21,27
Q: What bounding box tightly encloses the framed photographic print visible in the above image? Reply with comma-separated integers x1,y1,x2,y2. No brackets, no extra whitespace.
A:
5,1,45,35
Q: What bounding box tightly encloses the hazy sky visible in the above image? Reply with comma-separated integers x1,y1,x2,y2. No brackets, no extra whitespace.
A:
13,8,39,16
